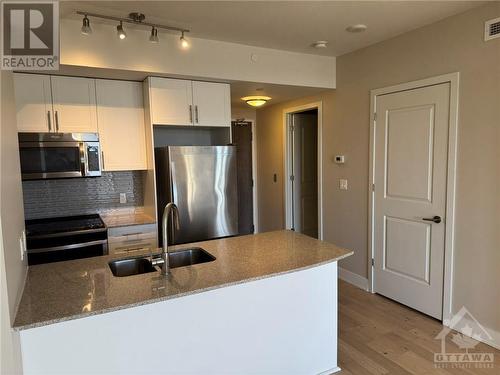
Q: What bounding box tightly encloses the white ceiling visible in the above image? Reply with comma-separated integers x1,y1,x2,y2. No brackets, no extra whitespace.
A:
61,1,485,57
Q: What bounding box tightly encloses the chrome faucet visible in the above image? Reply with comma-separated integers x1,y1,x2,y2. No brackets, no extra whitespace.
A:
152,202,180,275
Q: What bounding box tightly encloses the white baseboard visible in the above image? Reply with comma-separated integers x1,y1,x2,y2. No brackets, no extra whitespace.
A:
338,267,369,291
445,316,500,351
317,366,341,374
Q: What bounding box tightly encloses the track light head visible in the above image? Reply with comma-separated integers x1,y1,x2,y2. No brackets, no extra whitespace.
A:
117,21,126,40
180,31,189,49
81,15,92,35
149,27,159,43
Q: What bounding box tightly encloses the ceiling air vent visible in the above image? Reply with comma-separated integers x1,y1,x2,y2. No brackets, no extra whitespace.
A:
484,17,500,41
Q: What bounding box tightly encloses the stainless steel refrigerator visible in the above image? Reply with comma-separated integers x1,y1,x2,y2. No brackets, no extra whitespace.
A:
155,146,238,245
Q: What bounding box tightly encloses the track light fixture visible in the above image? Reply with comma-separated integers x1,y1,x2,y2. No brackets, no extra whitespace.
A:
149,27,159,43
116,21,126,40
77,11,190,48
81,15,92,35
180,31,189,49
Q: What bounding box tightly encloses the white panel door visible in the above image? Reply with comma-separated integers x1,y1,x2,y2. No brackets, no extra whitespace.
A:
96,79,147,171
148,77,193,126
13,73,53,132
192,81,231,127
51,76,98,133
374,83,450,319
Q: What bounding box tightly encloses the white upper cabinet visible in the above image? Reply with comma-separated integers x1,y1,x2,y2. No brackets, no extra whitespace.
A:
96,79,147,171
51,76,98,133
192,81,231,127
149,77,193,126
147,77,231,127
14,73,53,133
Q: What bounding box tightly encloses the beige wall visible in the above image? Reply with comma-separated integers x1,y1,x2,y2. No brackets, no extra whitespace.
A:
256,3,500,337
60,18,336,88
0,70,27,374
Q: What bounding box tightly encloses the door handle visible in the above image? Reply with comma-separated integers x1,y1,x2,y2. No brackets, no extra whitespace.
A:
55,111,59,132
189,105,193,123
195,105,199,123
47,111,52,132
423,216,441,223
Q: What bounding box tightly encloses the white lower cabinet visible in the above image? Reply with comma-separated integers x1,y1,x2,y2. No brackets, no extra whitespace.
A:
108,224,157,256
96,79,147,171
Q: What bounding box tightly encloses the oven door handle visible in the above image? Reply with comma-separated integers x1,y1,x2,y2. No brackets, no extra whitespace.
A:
27,239,108,254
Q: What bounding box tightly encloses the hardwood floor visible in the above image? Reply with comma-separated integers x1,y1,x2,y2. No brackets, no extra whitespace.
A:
337,280,499,374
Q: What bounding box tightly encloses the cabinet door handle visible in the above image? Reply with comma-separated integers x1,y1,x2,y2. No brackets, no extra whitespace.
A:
189,105,193,123
101,151,105,170
55,110,59,132
195,105,199,123
47,111,52,132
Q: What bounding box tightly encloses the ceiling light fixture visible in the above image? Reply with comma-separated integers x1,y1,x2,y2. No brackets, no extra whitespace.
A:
117,21,126,40
312,40,328,48
180,31,189,49
149,27,159,43
241,96,271,107
81,15,92,35
346,24,367,33
76,11,190,47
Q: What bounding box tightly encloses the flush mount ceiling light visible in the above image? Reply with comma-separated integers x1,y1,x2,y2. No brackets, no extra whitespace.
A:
312,40,328,49
346,24,367,33
117,21,127,40
76,11,190,48
241,96,271,107
81,15,92,35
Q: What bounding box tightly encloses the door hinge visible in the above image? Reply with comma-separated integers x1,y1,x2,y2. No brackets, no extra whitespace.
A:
374,112,377,121
371,258,375,266
251,224,255,233
290,124,295,132
251,179,254,188
290,175,295,181
372,183,375,192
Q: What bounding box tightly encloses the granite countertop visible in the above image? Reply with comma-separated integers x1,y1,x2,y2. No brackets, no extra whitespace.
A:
100,211,156,228
13,230,352,331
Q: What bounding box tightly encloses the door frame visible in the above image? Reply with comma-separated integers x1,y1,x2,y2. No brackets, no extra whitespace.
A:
283,102,323,240
230,119,259,233
368,73,459,323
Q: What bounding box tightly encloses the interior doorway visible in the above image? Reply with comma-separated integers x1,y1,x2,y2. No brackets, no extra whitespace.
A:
369,73,459,322
231,120,256,235
284,103,323,239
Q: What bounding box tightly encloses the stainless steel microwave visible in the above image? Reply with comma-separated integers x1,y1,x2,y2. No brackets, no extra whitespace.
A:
18,133,102,180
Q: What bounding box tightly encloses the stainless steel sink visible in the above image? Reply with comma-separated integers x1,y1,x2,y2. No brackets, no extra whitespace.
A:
109,257,157,277
109,248,215,277
168,247,216,269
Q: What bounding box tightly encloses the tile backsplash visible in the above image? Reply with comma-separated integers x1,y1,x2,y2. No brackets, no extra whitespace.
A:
22,172,144,220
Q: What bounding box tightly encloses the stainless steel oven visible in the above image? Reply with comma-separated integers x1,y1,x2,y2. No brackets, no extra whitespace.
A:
18,133,102,180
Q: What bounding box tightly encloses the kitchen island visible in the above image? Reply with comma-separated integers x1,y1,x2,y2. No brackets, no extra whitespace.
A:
14,230,352,374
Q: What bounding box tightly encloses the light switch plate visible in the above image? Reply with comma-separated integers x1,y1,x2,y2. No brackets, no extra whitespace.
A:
19,230,26,261
119,193,127,204
339,179,348,190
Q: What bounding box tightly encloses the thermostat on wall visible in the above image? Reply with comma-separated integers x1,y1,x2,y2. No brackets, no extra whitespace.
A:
334,155,345,164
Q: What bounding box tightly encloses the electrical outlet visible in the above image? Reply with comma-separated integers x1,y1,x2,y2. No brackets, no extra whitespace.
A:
119,193,127,204
339,179,348,190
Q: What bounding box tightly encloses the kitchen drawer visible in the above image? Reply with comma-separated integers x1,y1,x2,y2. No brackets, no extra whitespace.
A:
108,239,157,256
107,223,156,238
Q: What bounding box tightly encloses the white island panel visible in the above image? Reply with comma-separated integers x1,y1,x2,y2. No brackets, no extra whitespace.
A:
20,262,339,374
